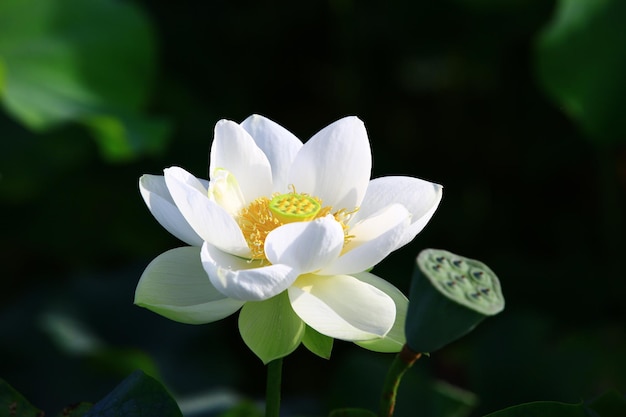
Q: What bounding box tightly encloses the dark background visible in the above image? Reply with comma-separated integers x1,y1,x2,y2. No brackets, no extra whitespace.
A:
1,0,624,416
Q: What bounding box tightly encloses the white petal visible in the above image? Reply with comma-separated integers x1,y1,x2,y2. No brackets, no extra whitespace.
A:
289,116,371,210
201,242,299,301
240,114,303,192
288,273,396,341
265,216,344,274
354,176,443,248
135,247,244,324
139,174,204,247
353,271,408,352
209,119,273,201
319,204,410,275
164,167,250,257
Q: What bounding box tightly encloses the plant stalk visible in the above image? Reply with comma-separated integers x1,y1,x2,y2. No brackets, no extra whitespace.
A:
266,358,283,417
378,345,422,417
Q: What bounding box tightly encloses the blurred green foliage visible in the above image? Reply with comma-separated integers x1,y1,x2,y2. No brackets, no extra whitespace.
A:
1,0,624,416
536,0,626,145
0,0,170,161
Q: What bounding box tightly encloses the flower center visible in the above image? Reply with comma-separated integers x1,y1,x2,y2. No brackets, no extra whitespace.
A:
269,193,321,223
236,190,355,261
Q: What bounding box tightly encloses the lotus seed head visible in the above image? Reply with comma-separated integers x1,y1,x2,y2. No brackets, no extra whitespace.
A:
417,249,505,315
269,192,322,223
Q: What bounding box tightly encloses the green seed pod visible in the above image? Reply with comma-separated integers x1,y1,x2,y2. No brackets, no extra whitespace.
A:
405,249,505,353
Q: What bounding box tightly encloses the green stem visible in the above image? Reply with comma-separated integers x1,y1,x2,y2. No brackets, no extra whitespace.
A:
266,358,283,417
378,345,422,417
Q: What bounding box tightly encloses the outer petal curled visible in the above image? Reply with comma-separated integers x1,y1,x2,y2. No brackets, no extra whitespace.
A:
164,167,250,257
201,242,300,301
139,174,204,247
135,247,244,324
354,176,443,249
319,204,410,275
287,273,396,341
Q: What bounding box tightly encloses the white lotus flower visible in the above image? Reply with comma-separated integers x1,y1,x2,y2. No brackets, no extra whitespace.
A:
136,115,442,362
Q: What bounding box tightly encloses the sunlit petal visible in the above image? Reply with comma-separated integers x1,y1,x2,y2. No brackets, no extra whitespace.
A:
289,116,371,209
210,119,273,201
288,273,395,341
265,216,344,274
241,114,303,193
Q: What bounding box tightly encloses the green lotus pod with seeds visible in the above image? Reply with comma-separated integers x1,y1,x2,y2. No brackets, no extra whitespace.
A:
405,249,505,353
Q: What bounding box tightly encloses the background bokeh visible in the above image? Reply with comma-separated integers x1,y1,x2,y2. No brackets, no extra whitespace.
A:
1,0,625,416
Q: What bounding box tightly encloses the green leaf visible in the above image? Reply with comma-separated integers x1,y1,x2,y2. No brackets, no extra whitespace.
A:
238,292,305,364
536,0,626,144
0,0,170,160
405,249,504,353
329,408,377,417
84,370,182,417
0,378,43,417
483,400,587,417
302,325,333,359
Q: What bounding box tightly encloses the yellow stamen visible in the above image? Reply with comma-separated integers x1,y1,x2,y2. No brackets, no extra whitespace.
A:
236,190,357,261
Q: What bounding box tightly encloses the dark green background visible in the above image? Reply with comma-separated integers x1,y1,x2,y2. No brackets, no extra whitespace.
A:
1,0,624,416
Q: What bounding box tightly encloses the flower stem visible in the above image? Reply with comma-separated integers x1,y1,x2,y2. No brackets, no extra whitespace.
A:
378,345,422,417
266,358,283,417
